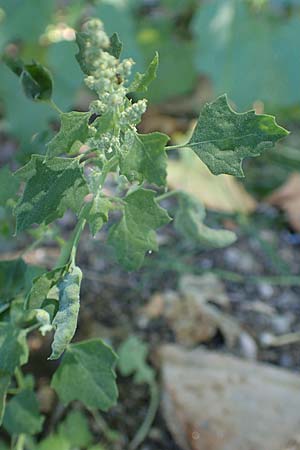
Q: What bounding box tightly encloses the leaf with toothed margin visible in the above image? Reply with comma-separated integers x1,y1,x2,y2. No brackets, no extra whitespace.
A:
107,33,122,58
128,53,159,93
47,112,90,157
108,188,171,270
120,130,169,187
14,155,88,232
175,192,237,248
188,95,289,177
51,339,118,411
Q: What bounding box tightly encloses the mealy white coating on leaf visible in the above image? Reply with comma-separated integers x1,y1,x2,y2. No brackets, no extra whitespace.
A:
49,266,82,360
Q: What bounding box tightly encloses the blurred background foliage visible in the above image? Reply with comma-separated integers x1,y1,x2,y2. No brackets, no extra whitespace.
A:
0,0,300,194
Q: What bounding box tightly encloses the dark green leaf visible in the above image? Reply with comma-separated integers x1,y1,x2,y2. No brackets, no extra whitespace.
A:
51,339,118,411
128,53,159,93
2,53,24,77
21,62,53,101
3,389,44,435
107,33,122,58
108,188,171,270
175,192,237,248
0,259,28,303
0,323,28,375
0,166,19,206
0,372,10,426
189,95,289,177
47,112,90,158
15,155,88,232
120,131,169,186
50,266,82,360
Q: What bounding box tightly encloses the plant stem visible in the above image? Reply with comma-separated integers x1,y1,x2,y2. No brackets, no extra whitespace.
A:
129,382,160,450
56,206,88,268
47,99,63,115
15,368,25,390
156,190,181,202
165,143,187,150
14,434,26,450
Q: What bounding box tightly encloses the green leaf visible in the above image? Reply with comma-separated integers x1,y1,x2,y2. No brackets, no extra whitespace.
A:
75,31,91,75
175,192,237,248
49,266,82,360
0,166,19,206
108,188,171,270
37,435,71,450
51,339,118,411
107,33,123,59
3,389,44,435
188,95,288,177
120,131,169,187
15,155,88,232
58,410,93,448
26,267,66,310
192,0,300,109
118,336,154,385
0,259,28,303
20,62,53,102
47,112,90,158
0,323,28,375
128,53,159,93
84,196,112,236
0,372,10,426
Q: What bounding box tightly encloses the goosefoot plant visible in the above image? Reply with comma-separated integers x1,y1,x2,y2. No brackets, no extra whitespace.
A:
0,18,288,450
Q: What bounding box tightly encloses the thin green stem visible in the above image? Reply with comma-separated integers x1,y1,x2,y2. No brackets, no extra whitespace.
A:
56,205,88,268
47,99,63,115
165,143,188,151
14,434,26,450
156,189,181,202
129,382,160,450
15,368,25,390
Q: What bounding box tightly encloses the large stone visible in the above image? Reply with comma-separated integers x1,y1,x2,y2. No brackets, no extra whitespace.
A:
160,345,300,450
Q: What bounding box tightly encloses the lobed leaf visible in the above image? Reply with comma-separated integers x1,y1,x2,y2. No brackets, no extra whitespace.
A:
107,33,123,59
128,53,159,93
0,323,28,375
49,266,82,360
120,131,169,187
47,111,91,158
51,339,118,411
188,95,288,177
118,336,154,385
15,155,88,232
3,389,44,435
108,188,171,270
175,192,237,248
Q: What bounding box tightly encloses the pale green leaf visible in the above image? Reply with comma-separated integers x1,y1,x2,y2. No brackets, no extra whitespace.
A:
189,95,288,177
118,336,154,385
15,155,88,232
37,435,70,450
26,266,66,310
0,166,19,206
49,266,82,360
84,196,112,236
120,131,169,187
0,372,10,426
175,192,237,248
58,410,93,448
128,53,159,93
51,339,118,411
0,324,28,375
108,188,171,270
3,389,44,435
47,112,90,158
